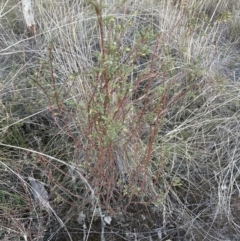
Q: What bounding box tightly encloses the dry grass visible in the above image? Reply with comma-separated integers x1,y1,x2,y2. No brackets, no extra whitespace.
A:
1,0,240,240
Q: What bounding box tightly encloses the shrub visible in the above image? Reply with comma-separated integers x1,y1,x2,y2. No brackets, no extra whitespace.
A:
1,0,240,240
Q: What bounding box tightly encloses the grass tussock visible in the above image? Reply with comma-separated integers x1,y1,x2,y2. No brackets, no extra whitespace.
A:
1,0,240,240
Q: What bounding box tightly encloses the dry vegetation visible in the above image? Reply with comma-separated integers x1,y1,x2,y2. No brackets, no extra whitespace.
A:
1,0,240,240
